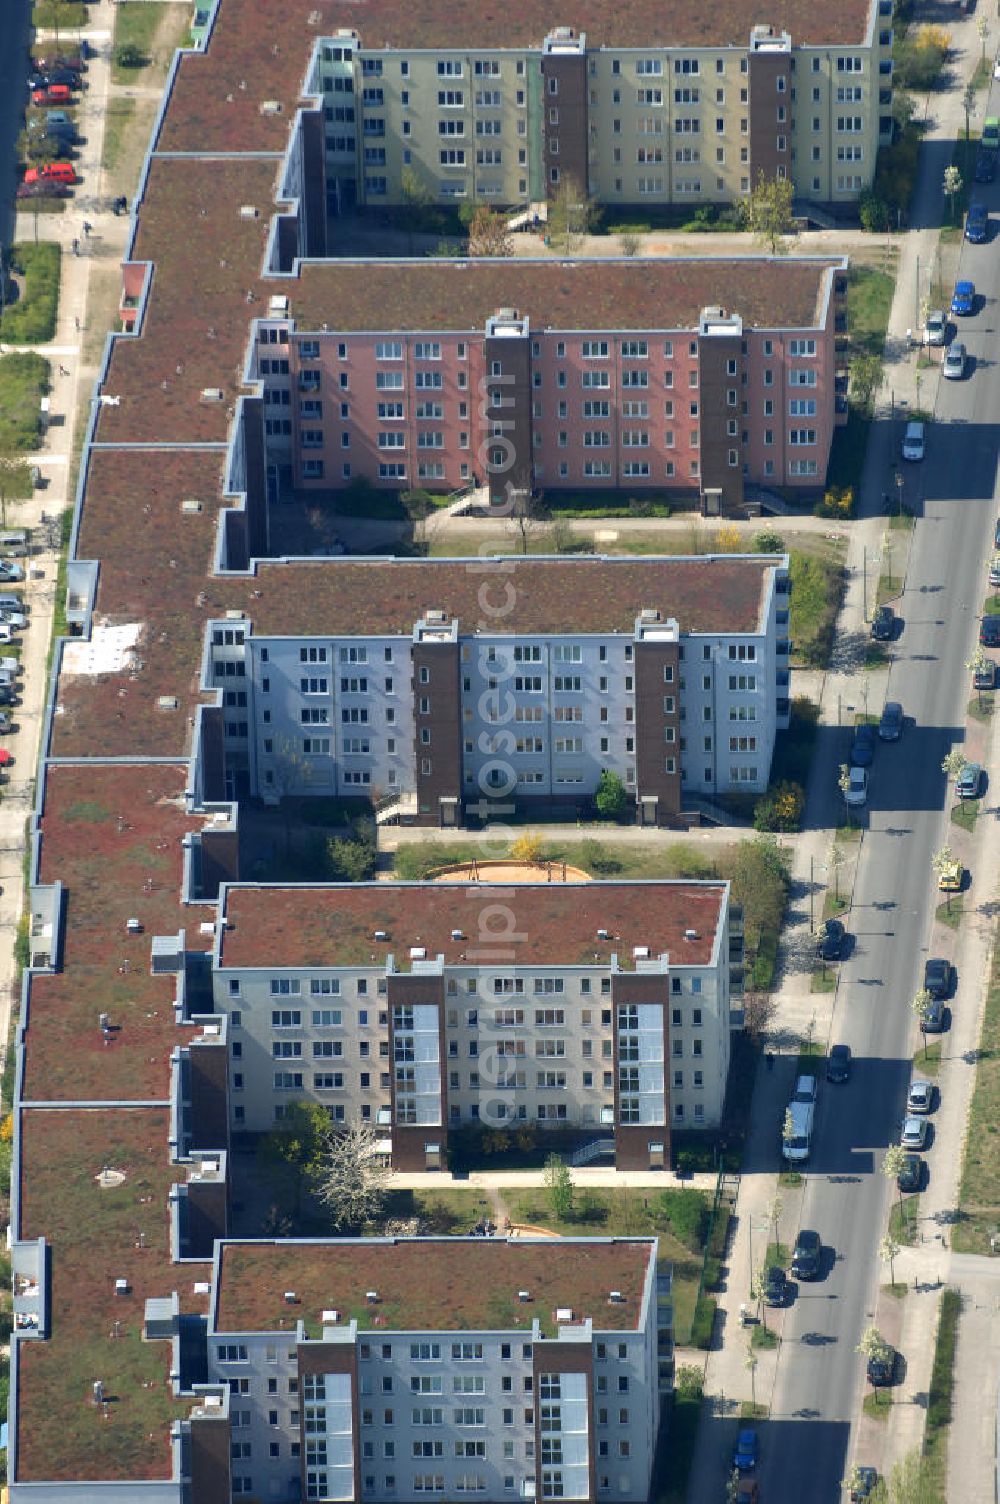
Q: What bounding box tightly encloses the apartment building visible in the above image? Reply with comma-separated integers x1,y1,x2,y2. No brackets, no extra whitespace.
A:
266,256,848,510
304,0,892,213
208,1236,663,1504
205,553,790,825
211,878,741,1165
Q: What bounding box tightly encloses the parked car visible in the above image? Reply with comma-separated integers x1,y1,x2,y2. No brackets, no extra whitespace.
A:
990,555,1000,588
923,308,947,345
0,658,21,676
897,1154,923,1193
901,420,925,461
850,722,876,766
0,613,28,632
764,1266,788,1307
900,1115,928,1150
973,657,996,690
0,713,13,734
843,766,868,807
792,1074,818,1105
736,1482,760,1504
0,564,24,583
0,749,13,769
816,918,845,961
791,1229,822,1281
732,1429,758,1472
16,181,71,200
923,957,952,998
965,202,989,243
951,280,976,315
937,859,963,892
920,997,945,1033
942,342,966,380
982,615,1000,646
31,84,72,106
23,162,77,187
0,595,28,611
956,762,982,799
826,1043,852,1083
850,1467,879,1502
907,1079,933,1115
878,700,903,741
974,148,996,182
867,1344,896,1387
870,604,895,641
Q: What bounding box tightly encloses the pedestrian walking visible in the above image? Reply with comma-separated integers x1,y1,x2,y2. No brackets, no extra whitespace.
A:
74,315,80,332
82,221,92,238
71,238,79,257
766,1051,774,1072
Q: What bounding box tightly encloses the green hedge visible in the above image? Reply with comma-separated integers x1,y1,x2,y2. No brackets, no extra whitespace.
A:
690,1295,717,1349
1,243,61,344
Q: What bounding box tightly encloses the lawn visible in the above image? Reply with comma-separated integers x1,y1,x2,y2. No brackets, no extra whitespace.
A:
111,2,191,83
935,898,962,930
950,799,978,834
915,1040,941,1078
968,694,995,722
0,353,50,452
0,243,60,344
848,265,896,359
953,932,1000,1253
788,547,845,669
923,1288,959,1501
890,1194,919,1246
503,1184,710,1344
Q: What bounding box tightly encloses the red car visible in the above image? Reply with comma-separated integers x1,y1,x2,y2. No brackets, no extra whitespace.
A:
0,750,14,768
31,84,71,106
24,162,77,186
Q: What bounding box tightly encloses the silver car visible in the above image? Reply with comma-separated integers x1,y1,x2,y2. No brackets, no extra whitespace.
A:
943,342,966,380
906,1079,933,1114
924,309,947,346
900,1115,928,1149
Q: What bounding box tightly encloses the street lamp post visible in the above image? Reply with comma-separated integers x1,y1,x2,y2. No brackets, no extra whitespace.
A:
896,469,904,518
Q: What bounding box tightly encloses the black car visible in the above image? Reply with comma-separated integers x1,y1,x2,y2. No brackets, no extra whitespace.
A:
980,615,1000,647
867,1344,896,1387
0,687,14,707
850,1468,879,1503
975,148,997,183
816,918,845,961
826,1043,852,1083
791,1229,822,1280
764,1266,788,1306
850,722,876,767
870,604,894,641
923,957,952,998
897,1153,923,1193
33,67,80,89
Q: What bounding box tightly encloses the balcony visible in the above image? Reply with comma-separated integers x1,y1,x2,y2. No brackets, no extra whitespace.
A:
776,638,791,658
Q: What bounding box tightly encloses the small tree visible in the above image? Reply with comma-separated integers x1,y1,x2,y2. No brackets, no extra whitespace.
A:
878,1143,908,1215
619,230,641,256
399,167,436,252
114,42,147,69
879,1232,901,1289
467,205,514,257
544,1154,575,1222
594,769,629,821
750,1265,769,1330
510,831,544,865
967,646,991,707
941,748,967,782
546,174,600,252
963,81,977,165
400,488,433,548
782,1107,795,1152
943,165,962,226
716,523,742,553
829,843,846,903
911,987,934,1056
742,989,777,1044
856,1324,890,1403
260,1101,334,1215
848,351,883,413
318,1123,391,1231
725,1467,742,1504
930,844,956,908
977,14,990,63
767,1194,783,1254
744,1346,758,1412
744,171,795,254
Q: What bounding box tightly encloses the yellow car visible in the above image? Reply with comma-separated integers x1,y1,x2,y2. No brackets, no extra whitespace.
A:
937,860,963,892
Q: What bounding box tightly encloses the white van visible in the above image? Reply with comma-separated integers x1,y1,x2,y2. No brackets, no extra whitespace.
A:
782,1101,815,1163
0,533,28,557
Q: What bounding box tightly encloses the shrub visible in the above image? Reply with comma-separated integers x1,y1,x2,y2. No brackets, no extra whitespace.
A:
754,779,805,832
814,485,855,520
860,189,891,233
510,831,543,864
579,838,622,875
114,42,147,68
690,1295,717,1349
594,769,629,820
753,529,785,553
675,1365,703,1401
628,496,653,518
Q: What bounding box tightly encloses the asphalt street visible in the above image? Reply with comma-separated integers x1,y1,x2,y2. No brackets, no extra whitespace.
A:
752,179,1000,1502
0,0,30,255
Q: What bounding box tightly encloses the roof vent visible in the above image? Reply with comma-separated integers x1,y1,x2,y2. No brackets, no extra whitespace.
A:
269,294,290,315
498,306,517,319
203,1393,222,1410
374,930,389,942
115,1278,130,1296
126,917,142,934
409,946,426,961
684,928,699,941
609,1290,624,1303
425,608,447,624
239,204,260,220
556,1307,573,1323
366,1290,379,1304
199,921,216,938
639,608,660,623
633,945,650,959
260,99,283,115
518,1289,531,1303
597,928,609,941
193,1281,211,1296
451,929,464,941
157,696,179,711
283,1290,298,1304
201,387,224,402
181,498,203,514
322,1308,341,1324
225,609,245,620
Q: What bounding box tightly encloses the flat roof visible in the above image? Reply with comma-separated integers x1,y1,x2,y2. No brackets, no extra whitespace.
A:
215,1237,655,1337
25,763,212,1102
220,880,727,968
249,554,782,639
294,256,843,337
16,1107,211,1483
160,0,875,159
